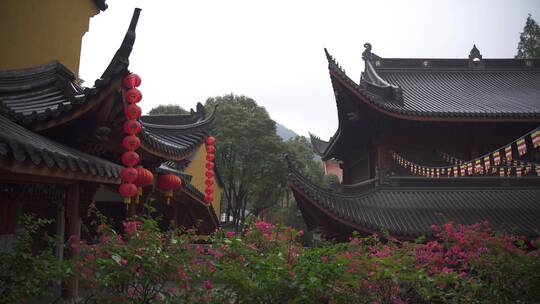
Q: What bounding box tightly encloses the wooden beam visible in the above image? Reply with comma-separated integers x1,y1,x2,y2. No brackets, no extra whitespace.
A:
0,159,120,184
65,182,80,299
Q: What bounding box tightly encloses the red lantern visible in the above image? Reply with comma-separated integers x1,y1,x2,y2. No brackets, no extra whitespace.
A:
124,104,142,119
205,162,214,170
119,183,137,204
206,136,216,145
157,174,182,204
124,88,142,104
206,145,215,154
204,194,213,205
133,167,154,203
124,120,142,135
122,135,141,151
206,154,215,161
205,179,214,187
120,167,138,183
121,151,140,167
204,187,214,195
123,73,141,88
205,170,214,179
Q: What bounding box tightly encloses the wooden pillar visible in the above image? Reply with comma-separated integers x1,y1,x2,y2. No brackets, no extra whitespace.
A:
65,182,80,300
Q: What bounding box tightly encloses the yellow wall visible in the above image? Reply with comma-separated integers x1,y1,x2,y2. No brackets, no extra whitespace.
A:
184,146,222,218
0,0,99,74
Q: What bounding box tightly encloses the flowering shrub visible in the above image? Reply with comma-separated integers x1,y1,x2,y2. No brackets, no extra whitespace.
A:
73,217,540,303
0,215,70,304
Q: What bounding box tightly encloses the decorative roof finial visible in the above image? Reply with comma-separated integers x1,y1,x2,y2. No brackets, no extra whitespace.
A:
469,44,482,60
468,44,484,69
362,43,373,61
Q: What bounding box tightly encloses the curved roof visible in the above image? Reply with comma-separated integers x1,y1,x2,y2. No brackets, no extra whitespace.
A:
325,45,540,121
289,164,540,239
0,8,141,131
139,104,215,161
0,115,120,183
309,133,330,156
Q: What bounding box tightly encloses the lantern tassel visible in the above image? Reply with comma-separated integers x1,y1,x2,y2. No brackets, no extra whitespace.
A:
136,187,143,204
165,189,173,205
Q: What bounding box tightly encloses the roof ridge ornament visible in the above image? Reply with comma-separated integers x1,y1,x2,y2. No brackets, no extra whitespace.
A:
360,43,403,103
468,44,485,69
99,8,141,83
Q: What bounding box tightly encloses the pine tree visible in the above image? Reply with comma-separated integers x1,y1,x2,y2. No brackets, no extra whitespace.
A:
516,14,540,58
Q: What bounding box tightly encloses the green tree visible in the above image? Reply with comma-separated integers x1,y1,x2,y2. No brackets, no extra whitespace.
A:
205,94,285,230
516,14,540,58
148,104,188,115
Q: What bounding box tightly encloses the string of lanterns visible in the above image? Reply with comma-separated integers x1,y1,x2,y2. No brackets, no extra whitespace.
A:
437,151,539,175
390,126,540,178
204,136,216,206
119,73,145,204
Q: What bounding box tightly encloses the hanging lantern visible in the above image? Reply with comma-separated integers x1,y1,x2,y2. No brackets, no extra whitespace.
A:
133,167,154,203
206,136,216,145
123,120,142,135
205,187,214,195
124,88,142,104
157,174,182,204
204,194,213,205
205,179,214,187
122,135,141,151
206,145,215,154
125,104,142,120
205,170,214,179
120,167,138,183
119,183,137,204
206,154,215,161
121,151,140,167
205,162,215,170
123,73,142,88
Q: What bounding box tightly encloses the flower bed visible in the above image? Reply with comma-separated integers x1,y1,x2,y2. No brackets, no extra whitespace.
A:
73,217,540,303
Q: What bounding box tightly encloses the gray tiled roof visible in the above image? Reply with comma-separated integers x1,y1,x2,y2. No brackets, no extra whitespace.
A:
378,69,540,117
0,8,141,128
0,115,121,181
139,105,214,160
289,166,540,238
0,61,87,125
309,133,329,156
325,47,540,119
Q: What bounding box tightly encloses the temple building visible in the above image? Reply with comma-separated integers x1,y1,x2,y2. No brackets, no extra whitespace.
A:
290,43,540,241
1,2,221,296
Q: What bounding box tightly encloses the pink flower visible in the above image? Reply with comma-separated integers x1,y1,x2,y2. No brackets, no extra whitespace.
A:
442,267,453,273
226,231,236,238
203,280,213,290
123,220,141,236
298,230,304,236
101,235,110,244
320,255,328,262
120,258,128,266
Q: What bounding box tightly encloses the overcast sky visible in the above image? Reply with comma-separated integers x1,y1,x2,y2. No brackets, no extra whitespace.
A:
80,0,540,139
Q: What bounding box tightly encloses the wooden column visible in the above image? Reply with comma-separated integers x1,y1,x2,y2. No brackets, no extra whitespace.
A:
65,182,80,300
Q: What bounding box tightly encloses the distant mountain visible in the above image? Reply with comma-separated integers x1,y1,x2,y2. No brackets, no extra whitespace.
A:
276,122,298,141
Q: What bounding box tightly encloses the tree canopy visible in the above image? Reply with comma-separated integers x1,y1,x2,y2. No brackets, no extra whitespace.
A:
516,14,540,59
148,104,188,115
204,94,324,230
